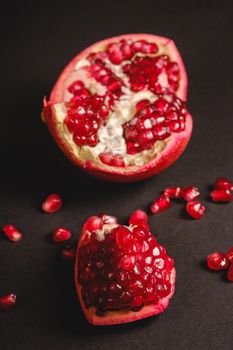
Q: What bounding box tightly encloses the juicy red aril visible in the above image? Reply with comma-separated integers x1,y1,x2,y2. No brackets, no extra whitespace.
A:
68,80,84,94
42,193,62,213
164,187,182,199
83,216,103,234
226,246,233,263
99,152,125,167
186,201,205,219
210,189,232,202
214,177,233,191
129,209,148,225
78,224,173,313
0,293,16,311
207,252,228,270
182,186,200,202
227,264,233,282
61,246,75,260
150,194,171,214
65,93,111,147
53,228,72,243
124,95,187,154
3,225,23,242
123,55,180,95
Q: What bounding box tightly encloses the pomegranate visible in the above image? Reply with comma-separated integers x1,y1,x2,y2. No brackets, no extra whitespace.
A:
150,194,171,214
2,225,23,242
214,177,233,191
207,252,228,271
52,228,72,243
164,186,182,199
74,212,176,325
182,186,200,202
186,201,205,219
61,245,75,260
210,189,232,202
0,293,16,311
42,34,192,182
42,194,62,213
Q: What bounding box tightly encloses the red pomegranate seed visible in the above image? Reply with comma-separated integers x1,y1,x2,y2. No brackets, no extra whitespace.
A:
83,216,103,233
0,293,16,311
150,194,171,214
186,201,205,219
227,263,233,282
164,187,182,199
129,209,148,225
68,80,85,94
3,225,23,242
210,189,232,202
52,228,72,243
207,252,228,270
42,194,62,213
214,177,233,191
61,246,75,260
226,246,233,263
99,152,125,167
182,186,200,202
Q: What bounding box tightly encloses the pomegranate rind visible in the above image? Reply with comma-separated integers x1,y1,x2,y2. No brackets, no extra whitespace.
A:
50,34,188,102
74,217,176,326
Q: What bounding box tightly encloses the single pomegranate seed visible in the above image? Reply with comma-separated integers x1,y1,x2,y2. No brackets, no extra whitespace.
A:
210,189,232,202
83,216,103,233
68,80,85,94
226,246,233,263
61,246,75,260
3,225,23,242
207,252,228,270
186,201,205,219
164,187,182,199
52,228,72,243
227,264,233,282
129,209,148,225
182,186,200,202
99,152,125,167
150,194,171,214
42,194,62,213
0,293,16,311
214,177,233,191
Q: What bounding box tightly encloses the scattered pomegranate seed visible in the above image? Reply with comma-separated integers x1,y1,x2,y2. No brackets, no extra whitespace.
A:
227,263,233,282
42,193,62,213
210,189,232,202
129,209,148,225
182,186,200,202
2,225,23,242
207,252,228,270
0,293,16,311
52,228,72,243
226,246,233,263
186,201,205,219
150,194,171,214
214,177,233,191
61,246,75,260
164,187,182,199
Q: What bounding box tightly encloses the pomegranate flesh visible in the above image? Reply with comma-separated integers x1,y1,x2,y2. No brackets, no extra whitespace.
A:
74,213,176,325
42,34,192,182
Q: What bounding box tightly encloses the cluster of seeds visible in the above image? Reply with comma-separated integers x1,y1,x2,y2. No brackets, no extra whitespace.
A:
78,212,174,314
210,177,233,202
123,95,187,154
207,247,233,282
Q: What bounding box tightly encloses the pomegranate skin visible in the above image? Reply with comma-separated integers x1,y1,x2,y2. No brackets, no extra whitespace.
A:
74,215,176,326
42,34,192,183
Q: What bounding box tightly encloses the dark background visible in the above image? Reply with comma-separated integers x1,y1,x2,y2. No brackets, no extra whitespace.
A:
1,1,233,349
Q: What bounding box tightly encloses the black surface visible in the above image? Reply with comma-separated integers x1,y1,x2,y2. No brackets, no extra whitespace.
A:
1,1,233,349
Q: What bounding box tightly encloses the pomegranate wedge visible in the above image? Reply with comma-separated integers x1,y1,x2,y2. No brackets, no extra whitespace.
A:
74,213,176,325
42,34,192,182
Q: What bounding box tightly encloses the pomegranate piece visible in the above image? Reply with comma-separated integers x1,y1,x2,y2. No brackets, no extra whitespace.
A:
52,228,72,243
42,193,62,213
164,187,182,199
42,34,192,182
0,293,16,311
3,225,23,242
75,213,176,325
210,189,232,202
214,177,233,191
182,186,200,202
186,201,205,219
207,252,228,270
226,246,233,263
129,209,148,225
227,264,233,282
61,245,75,260
150,194,171,214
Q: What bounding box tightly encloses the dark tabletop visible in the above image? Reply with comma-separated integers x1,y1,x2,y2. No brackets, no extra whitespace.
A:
1,1,233,349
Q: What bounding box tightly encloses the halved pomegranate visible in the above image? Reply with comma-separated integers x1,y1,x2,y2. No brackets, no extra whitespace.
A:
74,213,176,325
42,34,192,182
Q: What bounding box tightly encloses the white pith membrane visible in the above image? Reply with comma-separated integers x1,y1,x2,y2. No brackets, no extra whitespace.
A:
77,223,175,320
49,39,184,170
